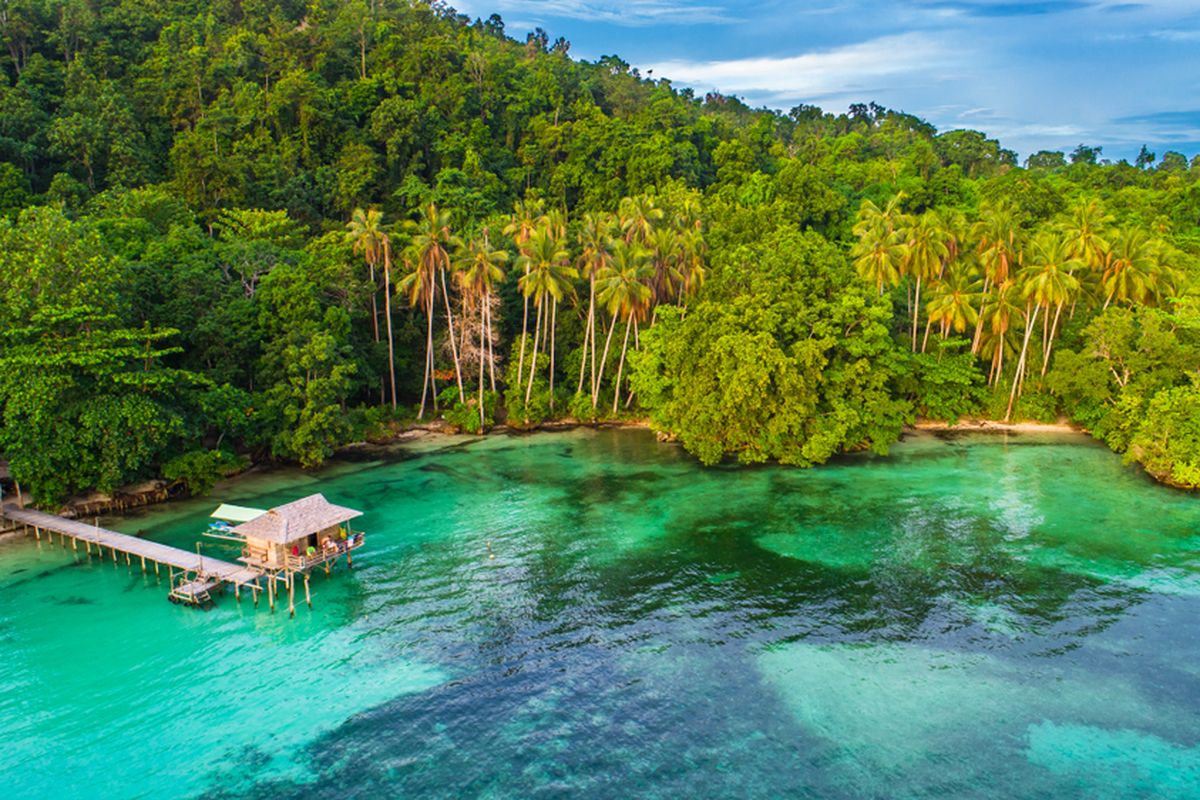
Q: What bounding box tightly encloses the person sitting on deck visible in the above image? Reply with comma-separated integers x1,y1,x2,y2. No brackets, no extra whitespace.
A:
292,544,300,558
306,544,317,560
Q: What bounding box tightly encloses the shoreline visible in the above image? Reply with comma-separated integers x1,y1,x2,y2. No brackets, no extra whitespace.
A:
0,416,1100,538
909,417,1083,435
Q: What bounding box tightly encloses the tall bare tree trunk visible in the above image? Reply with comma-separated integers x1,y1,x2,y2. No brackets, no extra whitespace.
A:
971,276,990,354
1005,304,1040,422
525,300,543,407
517,282,530,386
1042,302,1064,377
921,317,934,353
549,299,557,411
594,314,617,408
478,293,487,432
577,275,595,395
440,265,465,403
612,313,635,415
911,276,922,352
419,288,433,418
485,291,497,391
384,248,397,409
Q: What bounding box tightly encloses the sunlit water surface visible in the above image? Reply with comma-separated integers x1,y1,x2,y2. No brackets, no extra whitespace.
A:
1,429,1199,799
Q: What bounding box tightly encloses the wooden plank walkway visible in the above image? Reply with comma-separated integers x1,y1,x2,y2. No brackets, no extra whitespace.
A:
1,505,263,587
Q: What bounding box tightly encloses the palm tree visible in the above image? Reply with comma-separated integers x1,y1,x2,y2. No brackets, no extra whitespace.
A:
459,231,508,429
619,194,662,245
396,253,437,418
851,218,905,294
345,207,384,343
1060,199,1111,272
926,268,980,343
576,213,614,396
649,225,684,318
677,227,708,310
345,207,391,406
971,201,1020,354
504,198,545,387
1005,235,1080,419
1102,228,1162,308
981,279,1021,385
596,240,652,413
517,226,573,409
901,210,950,352
853,193,907,239
411,203,465,403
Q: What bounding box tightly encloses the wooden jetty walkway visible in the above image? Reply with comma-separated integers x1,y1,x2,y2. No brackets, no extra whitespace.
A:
2,505,263,587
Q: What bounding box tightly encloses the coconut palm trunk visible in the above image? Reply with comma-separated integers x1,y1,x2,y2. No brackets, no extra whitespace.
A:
1005,304,1041,422
525,299,544,406
517,277,530,386
612,313,636,415
383,244,397,409
594,314,617,407
577,275,595,394
911,276,922,352
971,277,990,354
485,295,497,391
1042,302,1065,377
419,285,434,418
478,294,487,431
549,298,557,410
439,263,465,403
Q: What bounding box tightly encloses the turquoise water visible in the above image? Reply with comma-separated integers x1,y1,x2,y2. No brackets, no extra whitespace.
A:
2,429,1199,798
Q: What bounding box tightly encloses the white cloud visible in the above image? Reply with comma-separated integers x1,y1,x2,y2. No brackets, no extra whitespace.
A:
642,33,957,105
453,0,734,26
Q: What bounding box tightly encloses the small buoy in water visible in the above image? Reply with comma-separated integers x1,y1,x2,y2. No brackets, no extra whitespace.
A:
486,541,494,559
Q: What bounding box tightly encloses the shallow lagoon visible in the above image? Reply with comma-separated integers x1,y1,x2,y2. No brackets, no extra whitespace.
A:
1,429,1198,798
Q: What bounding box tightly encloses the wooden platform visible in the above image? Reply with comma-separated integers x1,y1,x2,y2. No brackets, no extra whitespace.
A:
169,578,220,607
1,505,262,587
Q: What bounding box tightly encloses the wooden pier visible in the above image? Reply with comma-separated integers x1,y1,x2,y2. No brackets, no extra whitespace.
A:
2,505,263,587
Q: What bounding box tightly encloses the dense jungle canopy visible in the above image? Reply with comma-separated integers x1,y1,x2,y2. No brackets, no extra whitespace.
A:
2,0,1199,505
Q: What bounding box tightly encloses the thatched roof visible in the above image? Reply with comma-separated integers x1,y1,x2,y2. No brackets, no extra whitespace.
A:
230,493,362,544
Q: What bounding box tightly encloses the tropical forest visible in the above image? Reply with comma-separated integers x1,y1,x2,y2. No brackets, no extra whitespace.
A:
1,0,1198,507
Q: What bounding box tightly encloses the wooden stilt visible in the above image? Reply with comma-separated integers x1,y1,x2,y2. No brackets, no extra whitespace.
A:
140,556,146,573
304,574,311,608
34,526,40,541
154,561,160,577
72,537,78,551
253,584,260,607
125,551,131,566
234,582,240,602
289,578,295,618
268,578,275,612
347,551,353,569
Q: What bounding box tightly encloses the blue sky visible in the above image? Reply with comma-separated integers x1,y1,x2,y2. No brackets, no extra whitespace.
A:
450,0,1200,162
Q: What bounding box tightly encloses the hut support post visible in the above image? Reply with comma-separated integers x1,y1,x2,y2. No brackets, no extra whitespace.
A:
289,578,295,618
304,574,311,608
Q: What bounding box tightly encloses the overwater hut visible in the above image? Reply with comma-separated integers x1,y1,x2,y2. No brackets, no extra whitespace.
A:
226,494,364,573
